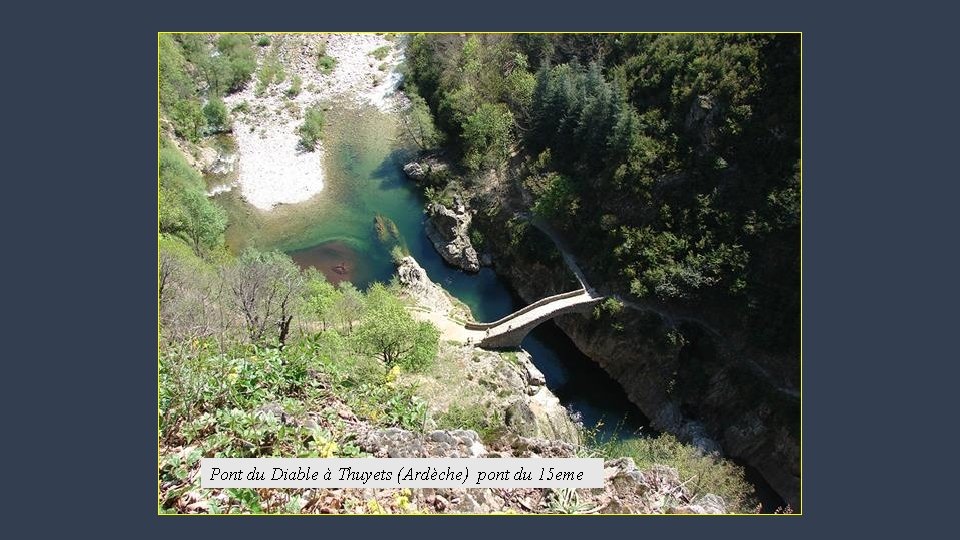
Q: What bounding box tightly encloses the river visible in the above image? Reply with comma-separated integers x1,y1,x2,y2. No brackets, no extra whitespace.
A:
210,98,783,510
212,99,648,440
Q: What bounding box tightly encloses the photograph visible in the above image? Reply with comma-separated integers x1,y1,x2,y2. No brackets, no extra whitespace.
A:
158,32,801,515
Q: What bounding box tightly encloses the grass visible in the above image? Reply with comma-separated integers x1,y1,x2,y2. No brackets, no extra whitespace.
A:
501,350,522,368
286,75,302,98
256,53,285,96
434,402,505,444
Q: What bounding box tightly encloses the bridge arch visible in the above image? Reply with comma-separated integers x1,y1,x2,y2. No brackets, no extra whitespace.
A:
470,288,604,349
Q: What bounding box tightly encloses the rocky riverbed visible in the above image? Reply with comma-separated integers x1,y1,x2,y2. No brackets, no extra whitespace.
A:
219,33,408,210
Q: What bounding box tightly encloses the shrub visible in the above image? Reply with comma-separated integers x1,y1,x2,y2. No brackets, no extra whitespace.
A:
286,75,302,97
317,54,336,74
353,283,440,371
298,105,325,150
202,98,230,133
257,35,271,47
208,34,256,94
256,53,285,95
370,45,391,61
169,99,206,142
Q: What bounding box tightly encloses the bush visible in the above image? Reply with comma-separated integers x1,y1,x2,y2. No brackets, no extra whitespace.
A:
256,53,285,95
169,99,206,142
370,45,391,61
257,35,271,47
298,105,325,150
203,98,230,133
353,283,440,371
286,75,302,97
317,54,336,74
213,34,256,94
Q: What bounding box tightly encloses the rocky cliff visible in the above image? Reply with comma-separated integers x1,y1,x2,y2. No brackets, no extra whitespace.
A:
470,205,801,510
423,199,481,273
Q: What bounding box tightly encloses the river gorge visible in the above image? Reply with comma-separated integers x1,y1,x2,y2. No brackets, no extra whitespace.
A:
206,95,785,509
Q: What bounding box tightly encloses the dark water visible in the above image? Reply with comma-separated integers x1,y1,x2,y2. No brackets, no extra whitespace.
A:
216,100,783,510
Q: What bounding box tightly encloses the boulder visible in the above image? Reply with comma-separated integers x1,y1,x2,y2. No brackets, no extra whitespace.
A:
402,161,426,182
402,157,449,183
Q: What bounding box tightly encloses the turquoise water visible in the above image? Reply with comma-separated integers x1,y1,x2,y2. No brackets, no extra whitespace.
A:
216,101,647,439
212,98,785,510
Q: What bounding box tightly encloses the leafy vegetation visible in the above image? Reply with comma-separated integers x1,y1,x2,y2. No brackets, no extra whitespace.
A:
405,33,800,354
160,240,441,512
159,34,252,140
434,403,505,444
286,74,302,97
256,51,286,95
592,433,755,512
298,104,325,150
202,98,230,133
316,43,337,74
370,45,391,61
158,139,226,256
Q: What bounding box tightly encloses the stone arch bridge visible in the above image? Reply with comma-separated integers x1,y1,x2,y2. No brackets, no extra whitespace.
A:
463,288,604,349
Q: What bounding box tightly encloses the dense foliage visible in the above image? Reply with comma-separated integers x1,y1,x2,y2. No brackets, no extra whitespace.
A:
159,33,254,140
405,33,800,353
158,139,227,256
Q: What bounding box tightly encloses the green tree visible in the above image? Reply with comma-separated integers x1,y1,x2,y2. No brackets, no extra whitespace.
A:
170,99,206,142
332,282,365,333
203,98,230,133
179,189,227,255
462,102,514,171
354,283,439,370
400,94,443,150
302,269,340,331
212,34,256,94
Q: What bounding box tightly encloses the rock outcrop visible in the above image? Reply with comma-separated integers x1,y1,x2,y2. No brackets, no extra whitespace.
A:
402,157,449,183
402,162,427,182
473,205,800,509
353,427,727,514
505,388,581,444
396,255,474,324
424,199,480,273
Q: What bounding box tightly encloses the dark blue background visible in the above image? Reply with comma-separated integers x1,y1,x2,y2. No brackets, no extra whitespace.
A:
7,0,956,536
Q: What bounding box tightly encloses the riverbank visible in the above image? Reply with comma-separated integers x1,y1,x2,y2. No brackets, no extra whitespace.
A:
222,34,406,210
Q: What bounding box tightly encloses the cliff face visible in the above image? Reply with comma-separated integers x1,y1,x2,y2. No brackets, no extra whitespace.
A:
472,210,800,510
